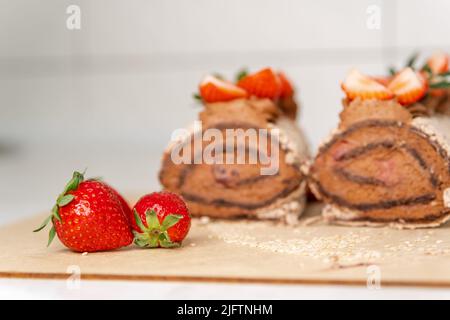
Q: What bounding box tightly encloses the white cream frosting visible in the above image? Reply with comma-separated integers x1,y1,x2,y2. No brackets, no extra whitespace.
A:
412,116,450,156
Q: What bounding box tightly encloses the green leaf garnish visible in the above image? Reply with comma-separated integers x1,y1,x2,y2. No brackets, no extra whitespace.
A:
34,170,86,248
236,69,248,82
132,210,183,249
145,209,161,230
33,215,52,233
57,194,74,207
134,236,149,248
47,226,56,247
388,67,397,76
422,64,432,76
52,205,61,222
430,81,450,89
133,209,147,232
161,214,183,231
62,171,84,194
159,233,180,248
406,52,419,68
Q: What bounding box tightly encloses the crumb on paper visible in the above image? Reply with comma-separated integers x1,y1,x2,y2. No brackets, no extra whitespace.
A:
199,216,210,225
204,220,450,265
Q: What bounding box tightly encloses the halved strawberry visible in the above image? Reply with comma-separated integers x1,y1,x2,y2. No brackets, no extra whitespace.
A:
388,67,428,105
341,69,394,100
278,72,294,98
199,75,247,103
237,68,282,99
427,51,449,74
372,76,392,87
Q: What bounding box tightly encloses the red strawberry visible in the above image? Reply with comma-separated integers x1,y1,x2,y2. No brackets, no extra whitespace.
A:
199,75,247,103
388,67,428,105
131,192,191,248
237,68,282,99
34,171,133,252
341,69,394,101
105,183,132,223
427,51,449,74
278,72,294,98
372,76,392,87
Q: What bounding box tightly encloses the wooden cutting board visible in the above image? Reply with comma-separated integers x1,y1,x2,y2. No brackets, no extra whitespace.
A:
1,203,450,287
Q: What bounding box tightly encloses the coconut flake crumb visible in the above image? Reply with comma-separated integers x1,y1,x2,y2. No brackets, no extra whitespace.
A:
254,183,306,225
199,216,211,225
205,220,450,265
412,116,450,156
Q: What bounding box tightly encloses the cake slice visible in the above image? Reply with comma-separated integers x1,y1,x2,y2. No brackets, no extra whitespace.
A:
159,68,310,224
309,56,450,229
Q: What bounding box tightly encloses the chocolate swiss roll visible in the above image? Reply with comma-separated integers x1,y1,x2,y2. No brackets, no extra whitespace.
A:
159,69,310,224
309,54,450,228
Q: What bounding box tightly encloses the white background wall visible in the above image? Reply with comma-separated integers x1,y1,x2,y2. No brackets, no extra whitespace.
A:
1,0,449,150
0,0,450,219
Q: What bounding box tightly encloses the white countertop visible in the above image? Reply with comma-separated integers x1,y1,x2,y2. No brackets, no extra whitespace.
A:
1,142,449,300
2,279,450,300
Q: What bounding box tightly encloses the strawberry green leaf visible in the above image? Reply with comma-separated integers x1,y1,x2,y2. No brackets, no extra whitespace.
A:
132,210,182,249
132,230,144,239
159,233,180,248
86,176,103,182
133,209,147,232
161,214,183,231
47,226,56,247
193,93,202,101
406,52,418,68
52,205,61,222
160,241,181,248
236,69,248,82
149,236,159,248
422,64,432,76
134,237,149,248
57,194,74,207
134,230,159,248
62,171,84,194
145,209,161,230
430,81,450,89
33,215,52,232
388,67,397,76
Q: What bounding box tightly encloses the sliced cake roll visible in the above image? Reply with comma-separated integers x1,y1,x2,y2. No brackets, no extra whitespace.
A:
310,54,450,229
159,68,310,224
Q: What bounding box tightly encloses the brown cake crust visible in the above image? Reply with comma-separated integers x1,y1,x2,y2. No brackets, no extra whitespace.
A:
309,98,450,228
159,98,309,223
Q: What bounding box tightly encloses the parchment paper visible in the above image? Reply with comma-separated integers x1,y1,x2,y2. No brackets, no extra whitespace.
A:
0,203,449,287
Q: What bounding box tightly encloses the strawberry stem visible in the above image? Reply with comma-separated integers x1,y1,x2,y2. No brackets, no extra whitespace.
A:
33,170,85,247
133,209,182,248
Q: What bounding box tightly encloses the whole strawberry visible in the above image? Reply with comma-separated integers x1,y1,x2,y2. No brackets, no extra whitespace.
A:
34,171,133,252
131,192,191,248
237,67,282,99
105,183,132,224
